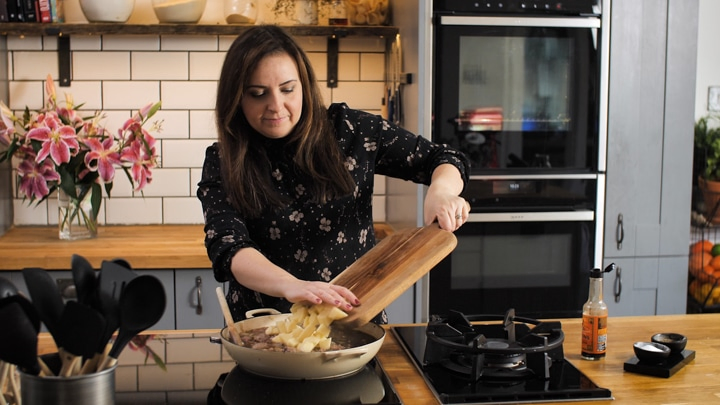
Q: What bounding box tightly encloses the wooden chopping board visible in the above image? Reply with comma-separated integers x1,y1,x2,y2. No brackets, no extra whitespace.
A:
330,224,457,327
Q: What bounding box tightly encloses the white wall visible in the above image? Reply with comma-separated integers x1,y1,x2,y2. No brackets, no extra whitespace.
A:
695,0,720,119
8,1,389,226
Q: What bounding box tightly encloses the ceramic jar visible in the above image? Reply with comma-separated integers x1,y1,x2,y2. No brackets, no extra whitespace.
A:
346,0,390,25
152,0,207,23
78,0,135,23
224,0,258,24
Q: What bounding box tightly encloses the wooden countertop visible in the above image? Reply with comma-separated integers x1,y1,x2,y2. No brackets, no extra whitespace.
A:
376,313,720,404
0,223,394,270
34,313,720,403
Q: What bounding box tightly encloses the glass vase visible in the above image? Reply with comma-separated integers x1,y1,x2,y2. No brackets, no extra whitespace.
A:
58,186,98,241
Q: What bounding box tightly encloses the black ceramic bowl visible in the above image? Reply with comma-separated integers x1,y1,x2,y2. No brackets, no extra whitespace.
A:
651,333,688,353
633,341,671,363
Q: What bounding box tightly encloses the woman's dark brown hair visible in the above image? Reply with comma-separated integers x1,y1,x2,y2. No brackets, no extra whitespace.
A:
215,25,355,218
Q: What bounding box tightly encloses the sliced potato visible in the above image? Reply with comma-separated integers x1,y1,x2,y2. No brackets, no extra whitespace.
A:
265,302,348,352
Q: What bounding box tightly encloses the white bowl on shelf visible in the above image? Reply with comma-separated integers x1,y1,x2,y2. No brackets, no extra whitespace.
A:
151,0,207,23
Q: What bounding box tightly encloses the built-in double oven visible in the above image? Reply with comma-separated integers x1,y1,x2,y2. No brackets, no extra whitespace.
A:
429,0,610,318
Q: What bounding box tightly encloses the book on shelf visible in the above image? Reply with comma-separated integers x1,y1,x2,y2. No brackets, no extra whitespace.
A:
21,0,36,22
38,0,50,22
0,0,8,22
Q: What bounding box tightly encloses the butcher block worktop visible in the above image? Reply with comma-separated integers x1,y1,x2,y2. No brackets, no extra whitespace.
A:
0,224,395,270
379,313,720,405
32,313,720,404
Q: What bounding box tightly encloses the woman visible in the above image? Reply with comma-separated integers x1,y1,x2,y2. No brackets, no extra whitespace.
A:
197,25,470,323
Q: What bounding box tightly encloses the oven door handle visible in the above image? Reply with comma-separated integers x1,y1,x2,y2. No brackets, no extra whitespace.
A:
438,15,601,29
467,211,594,223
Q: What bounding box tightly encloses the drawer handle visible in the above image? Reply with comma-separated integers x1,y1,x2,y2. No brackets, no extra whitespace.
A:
195,276,203,315
614,266,622,303
616,213,624,250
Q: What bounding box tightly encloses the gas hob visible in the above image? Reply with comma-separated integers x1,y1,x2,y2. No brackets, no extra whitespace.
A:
392,310,613,404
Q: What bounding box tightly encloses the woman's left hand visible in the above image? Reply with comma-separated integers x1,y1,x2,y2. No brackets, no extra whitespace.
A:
423,164,470,231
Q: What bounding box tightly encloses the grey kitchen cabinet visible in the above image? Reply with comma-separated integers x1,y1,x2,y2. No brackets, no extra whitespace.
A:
174,269,225,330
602,0,698,315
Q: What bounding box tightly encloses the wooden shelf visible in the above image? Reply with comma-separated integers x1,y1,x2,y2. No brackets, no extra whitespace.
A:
0,22,399,37
0,23,399,87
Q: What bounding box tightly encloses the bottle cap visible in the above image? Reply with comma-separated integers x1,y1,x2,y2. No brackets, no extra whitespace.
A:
590,263,616,278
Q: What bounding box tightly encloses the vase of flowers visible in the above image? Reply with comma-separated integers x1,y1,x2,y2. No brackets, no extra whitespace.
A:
0,75,161,240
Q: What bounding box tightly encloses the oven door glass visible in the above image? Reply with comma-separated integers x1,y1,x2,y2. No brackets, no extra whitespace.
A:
433,17,601,174
429,218,594,319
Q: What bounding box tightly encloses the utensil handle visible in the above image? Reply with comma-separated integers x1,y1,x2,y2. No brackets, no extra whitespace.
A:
215,287,242,344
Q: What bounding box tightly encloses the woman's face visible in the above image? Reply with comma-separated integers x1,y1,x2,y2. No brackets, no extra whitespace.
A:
241,53,303,139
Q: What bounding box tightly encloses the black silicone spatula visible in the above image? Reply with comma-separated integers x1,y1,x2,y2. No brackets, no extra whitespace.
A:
98,275,166,371
22,267,65,341
0,295,42,376
96,259,137,350
56,300,107,377
71,254,98,308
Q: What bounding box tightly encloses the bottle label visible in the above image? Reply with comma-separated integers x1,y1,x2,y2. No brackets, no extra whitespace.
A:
581,314,607,354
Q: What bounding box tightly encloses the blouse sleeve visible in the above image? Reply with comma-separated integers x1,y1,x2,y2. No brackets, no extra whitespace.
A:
196,143,260,283
340,105,470,187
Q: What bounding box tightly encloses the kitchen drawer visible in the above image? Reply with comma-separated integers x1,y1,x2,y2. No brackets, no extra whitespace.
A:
175,269,225,330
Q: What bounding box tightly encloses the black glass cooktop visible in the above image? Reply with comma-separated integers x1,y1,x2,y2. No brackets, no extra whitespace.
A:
207,358,402,405
393,325,612,404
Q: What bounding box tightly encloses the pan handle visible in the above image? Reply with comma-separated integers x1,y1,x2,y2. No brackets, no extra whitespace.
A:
321,348,369,362
245,308,282,318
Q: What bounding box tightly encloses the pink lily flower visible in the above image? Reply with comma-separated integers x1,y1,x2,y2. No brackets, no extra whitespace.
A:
121,138,156,191
27,112,80,166
17,158,60,200
84,137,122,183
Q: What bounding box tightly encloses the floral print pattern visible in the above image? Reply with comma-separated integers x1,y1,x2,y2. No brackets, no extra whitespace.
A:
197,103,469,322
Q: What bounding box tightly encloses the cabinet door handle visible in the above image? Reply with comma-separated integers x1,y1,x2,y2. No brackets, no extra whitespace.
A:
195,276,203,315
616,213,624,250
613,266,622,303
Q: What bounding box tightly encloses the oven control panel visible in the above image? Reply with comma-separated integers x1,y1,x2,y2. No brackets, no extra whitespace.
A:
434,0,600,16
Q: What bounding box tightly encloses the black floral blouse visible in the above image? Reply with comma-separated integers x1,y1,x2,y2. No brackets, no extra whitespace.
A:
197,103,469,323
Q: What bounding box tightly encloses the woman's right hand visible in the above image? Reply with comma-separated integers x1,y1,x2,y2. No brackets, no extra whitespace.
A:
231,248,360,312
280,279,360,312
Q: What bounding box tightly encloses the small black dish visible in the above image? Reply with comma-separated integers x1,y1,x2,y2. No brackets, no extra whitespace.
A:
651,333,687,353
633,341,670,363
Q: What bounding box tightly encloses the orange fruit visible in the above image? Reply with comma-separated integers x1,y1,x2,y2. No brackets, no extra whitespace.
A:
710,255,720,271
691,240,714,254
689,252,712,273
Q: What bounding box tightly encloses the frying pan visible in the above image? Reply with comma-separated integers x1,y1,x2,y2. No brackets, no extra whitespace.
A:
217,309,385,380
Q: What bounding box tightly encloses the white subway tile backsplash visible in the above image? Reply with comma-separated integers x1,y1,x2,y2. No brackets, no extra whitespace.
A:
163,197,204,224
160,81,216,110
104,197,164,224
73,52,131,80
166,337,222,363
7,36,42,50
142,169,191,197
361,53,386,81
189,52,225,80
55,81,104,110
12,52,57,80
132,52,189,80
189,110,216,139
339,53,360,81
333,81,385,111
103,81,161,109
103,35,161,51
8,33,389,226
69,36,102,51
152,110,190,139
162,139,215,168
8,80,43,110
137,363,193,392
161,36,218,51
